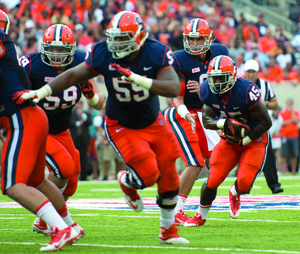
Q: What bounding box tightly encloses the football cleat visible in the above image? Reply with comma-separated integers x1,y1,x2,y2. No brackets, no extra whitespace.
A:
229,191,241,219
40,225,80,252
184,213,206,227
117,171,144,212
32,217,52,236
175,209,192,225
159,223,190,245
71,222,85,238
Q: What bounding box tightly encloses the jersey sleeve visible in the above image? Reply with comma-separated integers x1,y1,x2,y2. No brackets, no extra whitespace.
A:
84,42,104,74
246,83,261,110
199,80,210,104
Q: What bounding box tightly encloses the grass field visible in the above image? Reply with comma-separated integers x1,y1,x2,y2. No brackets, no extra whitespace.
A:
1,174,300,254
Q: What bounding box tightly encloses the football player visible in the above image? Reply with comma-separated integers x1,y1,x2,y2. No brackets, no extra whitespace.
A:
13,11,189,244
198,55,271,220
0,12,81,252
18,24,104,236
164,18,228,226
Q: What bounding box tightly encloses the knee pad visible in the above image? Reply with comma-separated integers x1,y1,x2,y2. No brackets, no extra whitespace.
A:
156,189,179,209
125,168,147,190
46,152,75,179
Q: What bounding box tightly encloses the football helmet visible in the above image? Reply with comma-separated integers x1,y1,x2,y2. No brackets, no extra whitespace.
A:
0,10,10,34
183,18,213,55
106,11,149,59
207,55,237,95
41,24,76,67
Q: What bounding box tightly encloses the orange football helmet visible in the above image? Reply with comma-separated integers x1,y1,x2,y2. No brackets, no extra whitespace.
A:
41,24,76,67
183,18,213,55
207,55,237,95
0,10,10,34
106,11,148,59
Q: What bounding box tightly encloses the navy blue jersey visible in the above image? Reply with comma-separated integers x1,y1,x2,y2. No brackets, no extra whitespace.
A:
200,78,261,129
85,39,174,129
0,31,33,118
20,51,84,134
173,43,228,109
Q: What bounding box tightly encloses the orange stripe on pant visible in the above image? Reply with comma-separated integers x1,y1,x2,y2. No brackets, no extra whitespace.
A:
0,106,48,194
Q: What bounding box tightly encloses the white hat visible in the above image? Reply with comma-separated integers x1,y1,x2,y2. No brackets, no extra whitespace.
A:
75,24,84,31
25,20,35,29
245,59,259,72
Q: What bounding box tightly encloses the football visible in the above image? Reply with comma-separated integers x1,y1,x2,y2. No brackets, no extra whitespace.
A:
222,124,251,139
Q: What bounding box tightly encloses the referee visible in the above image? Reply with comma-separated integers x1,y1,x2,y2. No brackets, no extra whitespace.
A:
244,60,284,194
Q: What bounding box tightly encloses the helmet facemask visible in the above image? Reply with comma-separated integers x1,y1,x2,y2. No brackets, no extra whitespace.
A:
106,27,148,59
208,70,236,95
41,41,76,67
183,32,212,55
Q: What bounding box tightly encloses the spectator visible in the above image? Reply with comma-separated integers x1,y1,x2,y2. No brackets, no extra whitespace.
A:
87,105,100,180
275,44,293,70
74,23,93,51
21,35,37,55
51,7,69,25
269,106,283,173
258,27,277,54
255,12,268,37
153,21,172,45
289,0,300,24
245,31,258,52
243,21,260,42
235,54,245,77
278,99,300,175
228,34,246,59
69,100,92,181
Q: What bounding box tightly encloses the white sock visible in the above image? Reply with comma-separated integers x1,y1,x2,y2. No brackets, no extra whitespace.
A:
59,184,67,194
175,195,187,213
196,165,209,179
120,173,131,188
62,211,75,226
35,201,68,230
160,208,175,229
230,184,238,196
197,204,211,219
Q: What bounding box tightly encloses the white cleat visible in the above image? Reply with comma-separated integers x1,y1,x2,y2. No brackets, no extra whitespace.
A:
40,226,80,252
158,224,190,245
32,217,52,236
117,171,144,212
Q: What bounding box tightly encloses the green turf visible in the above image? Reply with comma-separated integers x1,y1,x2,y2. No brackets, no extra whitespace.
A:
1,174,300,254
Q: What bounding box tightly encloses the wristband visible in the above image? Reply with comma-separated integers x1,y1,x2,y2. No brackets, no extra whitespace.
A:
177,104,189,119
86,94,99,106
38,85,52,98
123,72,153,90
216,119,226,129
33,85,52,103
242,136,252,146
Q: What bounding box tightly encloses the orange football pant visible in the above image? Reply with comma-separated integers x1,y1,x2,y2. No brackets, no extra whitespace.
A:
1,106,48,194
207,133,269,193
46,130,80,197
105,113,180,194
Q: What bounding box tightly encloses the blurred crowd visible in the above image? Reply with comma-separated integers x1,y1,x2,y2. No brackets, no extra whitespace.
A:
0,0,299,178
2,0,300,85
